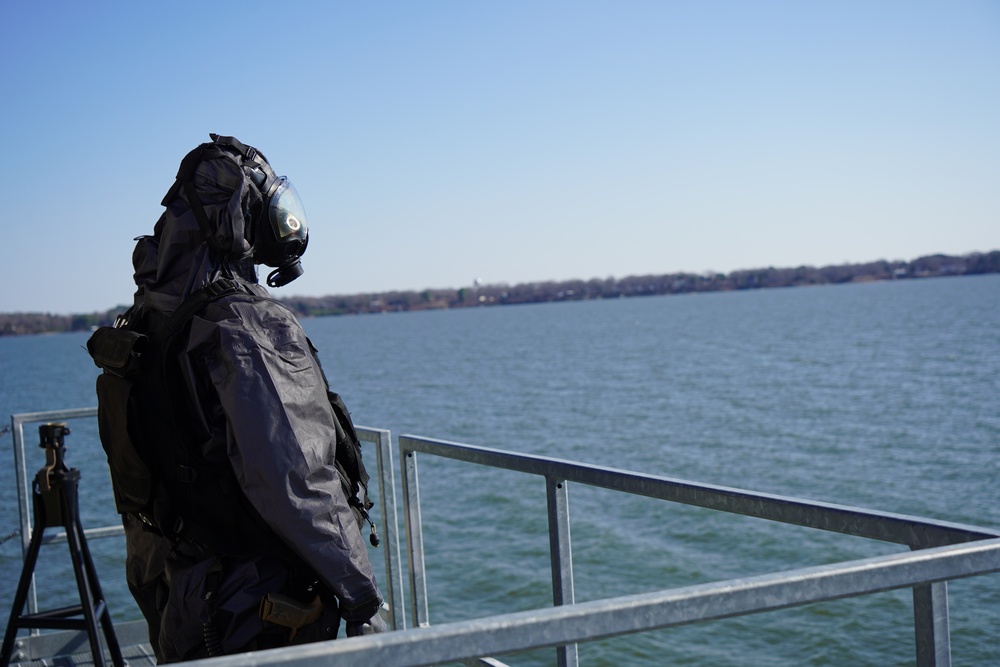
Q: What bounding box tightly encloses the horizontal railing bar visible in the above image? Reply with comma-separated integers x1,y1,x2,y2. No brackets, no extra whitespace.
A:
177,538,1000,667
399,435,1000,548
12,407,98,426
39,525,125,546
15,619,150,661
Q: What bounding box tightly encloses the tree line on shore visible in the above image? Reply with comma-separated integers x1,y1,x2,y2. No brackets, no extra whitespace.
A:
3,250,998,336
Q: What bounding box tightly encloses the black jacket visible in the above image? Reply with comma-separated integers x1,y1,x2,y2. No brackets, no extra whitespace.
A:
122,143,380,661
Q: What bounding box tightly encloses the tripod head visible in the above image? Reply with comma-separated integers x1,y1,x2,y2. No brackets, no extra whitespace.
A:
38,423,71,493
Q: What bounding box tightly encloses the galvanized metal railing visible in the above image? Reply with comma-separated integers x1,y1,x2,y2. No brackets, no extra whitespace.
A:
176,434,1000,667
185,542,1000,667
5,408,406,663
7,412,1000,666
395,435,1000,667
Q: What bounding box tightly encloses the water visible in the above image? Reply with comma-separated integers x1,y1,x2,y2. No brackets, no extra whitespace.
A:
2,275,998,665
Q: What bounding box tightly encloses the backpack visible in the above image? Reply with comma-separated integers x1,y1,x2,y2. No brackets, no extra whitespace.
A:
86,278,379,552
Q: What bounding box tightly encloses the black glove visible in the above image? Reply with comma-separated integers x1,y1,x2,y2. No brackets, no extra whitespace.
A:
345,612,388,637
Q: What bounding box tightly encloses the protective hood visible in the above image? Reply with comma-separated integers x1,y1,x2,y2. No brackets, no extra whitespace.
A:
132,142,261,317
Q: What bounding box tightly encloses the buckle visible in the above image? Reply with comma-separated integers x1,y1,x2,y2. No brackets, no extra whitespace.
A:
177,465,198,483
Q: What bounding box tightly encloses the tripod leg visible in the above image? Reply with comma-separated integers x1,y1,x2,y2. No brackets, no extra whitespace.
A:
66,496,124,667
64,497,108,667
1,489,50,664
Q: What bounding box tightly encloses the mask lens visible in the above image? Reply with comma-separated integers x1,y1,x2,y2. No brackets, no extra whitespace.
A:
269,178,309,241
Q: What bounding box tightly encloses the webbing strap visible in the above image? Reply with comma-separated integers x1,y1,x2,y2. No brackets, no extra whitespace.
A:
164,278,245,334
209,133,258,161
183,179,222,254
210,133,278,186
152,278,249,538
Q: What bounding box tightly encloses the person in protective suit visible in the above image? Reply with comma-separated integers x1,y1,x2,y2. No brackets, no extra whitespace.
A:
117,134,386,661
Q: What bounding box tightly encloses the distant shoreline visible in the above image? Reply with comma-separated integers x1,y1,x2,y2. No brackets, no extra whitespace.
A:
2,250,997,337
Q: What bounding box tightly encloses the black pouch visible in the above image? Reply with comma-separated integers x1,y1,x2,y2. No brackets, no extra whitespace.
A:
87,326,153,514
88,326,147,377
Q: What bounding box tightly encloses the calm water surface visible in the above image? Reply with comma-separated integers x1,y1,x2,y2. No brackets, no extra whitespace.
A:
1,275,998,665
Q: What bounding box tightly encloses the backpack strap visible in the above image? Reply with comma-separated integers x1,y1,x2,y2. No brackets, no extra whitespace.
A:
147,278,273,549
163,278,245,333
152,278,249,457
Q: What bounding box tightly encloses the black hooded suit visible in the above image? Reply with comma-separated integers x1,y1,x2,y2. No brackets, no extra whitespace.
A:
120,142,382,661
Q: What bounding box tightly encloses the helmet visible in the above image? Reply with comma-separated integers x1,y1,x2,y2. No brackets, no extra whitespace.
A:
212,134,310,287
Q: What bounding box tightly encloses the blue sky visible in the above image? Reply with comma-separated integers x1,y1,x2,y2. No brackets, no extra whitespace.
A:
1,1,997,314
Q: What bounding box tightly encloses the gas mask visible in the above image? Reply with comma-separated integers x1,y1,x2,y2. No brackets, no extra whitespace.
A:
165,134,311,287
210,134,310,287
243,157,310,287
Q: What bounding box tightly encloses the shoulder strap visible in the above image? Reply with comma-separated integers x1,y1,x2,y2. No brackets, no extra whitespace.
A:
151,277,248,474
162,278,245,334
143,278,267,546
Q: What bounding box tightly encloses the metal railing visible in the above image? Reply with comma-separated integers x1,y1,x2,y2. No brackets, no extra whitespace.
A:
395,435,1000,667
8,412,1000,666
5,408,406,662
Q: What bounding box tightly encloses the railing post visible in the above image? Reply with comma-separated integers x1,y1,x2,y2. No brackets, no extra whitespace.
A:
11,416,38,618
369,429,407,631
546,477,578,667
913,581,951,667
401,442,431,628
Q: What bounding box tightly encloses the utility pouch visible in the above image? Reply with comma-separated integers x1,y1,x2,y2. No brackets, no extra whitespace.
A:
88,326,148,378
87,326,153,514
260,593,324,640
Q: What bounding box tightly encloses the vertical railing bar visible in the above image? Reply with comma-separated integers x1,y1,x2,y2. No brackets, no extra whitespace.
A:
11,414,38,620
400,439,430,627
546,477,578,667
913,581,951,667
365,427,407,631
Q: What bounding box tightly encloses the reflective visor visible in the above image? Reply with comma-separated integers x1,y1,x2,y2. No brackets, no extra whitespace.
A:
268,177,309,242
